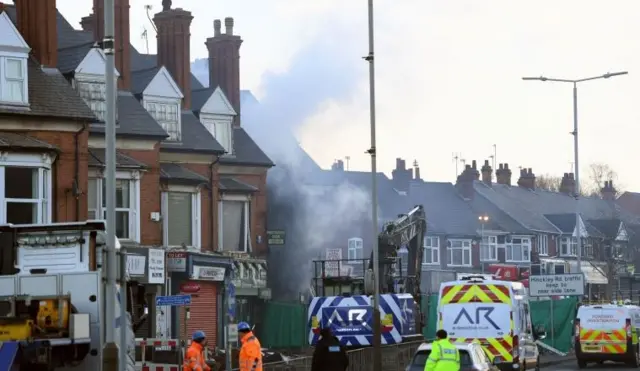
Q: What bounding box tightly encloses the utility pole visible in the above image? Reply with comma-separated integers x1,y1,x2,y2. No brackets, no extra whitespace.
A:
103,0,119,369
364,0,381,370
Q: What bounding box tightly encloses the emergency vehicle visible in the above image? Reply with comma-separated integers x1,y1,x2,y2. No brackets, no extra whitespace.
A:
574,304,640,368
437,276,542,371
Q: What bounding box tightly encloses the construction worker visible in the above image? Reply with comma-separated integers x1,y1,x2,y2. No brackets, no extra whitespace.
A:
311,327,349,371
238,321,262,371
183,330,211,371
425,329,460,371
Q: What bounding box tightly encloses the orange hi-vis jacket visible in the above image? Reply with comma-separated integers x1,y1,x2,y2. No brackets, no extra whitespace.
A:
183,341,211,371
239,331,263,371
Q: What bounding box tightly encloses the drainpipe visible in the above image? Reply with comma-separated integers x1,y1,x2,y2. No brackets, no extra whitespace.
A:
210,157,221,250
74,124,87,221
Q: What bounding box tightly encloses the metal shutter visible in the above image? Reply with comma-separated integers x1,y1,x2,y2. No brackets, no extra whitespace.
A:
183,281,218,347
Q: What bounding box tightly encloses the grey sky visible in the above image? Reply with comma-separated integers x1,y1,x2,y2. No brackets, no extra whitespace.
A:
17,1,639,189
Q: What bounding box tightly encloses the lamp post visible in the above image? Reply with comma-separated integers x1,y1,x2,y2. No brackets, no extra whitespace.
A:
521,72,628,274
479,215,489,273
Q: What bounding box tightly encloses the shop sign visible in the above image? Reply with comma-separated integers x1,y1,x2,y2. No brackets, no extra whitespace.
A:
266,230,285,245
167,251,187,272
191,265,225,282
180,282,201,293
148,248,165,284
127,255,146,277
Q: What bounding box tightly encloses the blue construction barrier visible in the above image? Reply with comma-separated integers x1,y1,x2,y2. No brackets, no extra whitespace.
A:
0,341,19,371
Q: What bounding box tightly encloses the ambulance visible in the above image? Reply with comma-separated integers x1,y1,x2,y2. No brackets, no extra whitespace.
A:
574,304,640,368
437,276,543,371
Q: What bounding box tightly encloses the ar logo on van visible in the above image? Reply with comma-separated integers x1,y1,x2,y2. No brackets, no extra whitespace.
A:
453,306,500,330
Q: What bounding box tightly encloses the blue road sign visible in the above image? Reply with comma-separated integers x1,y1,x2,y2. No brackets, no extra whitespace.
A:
156,294,192,307
227,282,236,319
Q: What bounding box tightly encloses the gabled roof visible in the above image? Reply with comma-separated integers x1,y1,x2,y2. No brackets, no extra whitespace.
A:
160,111,225,154
588,219,622,240
130,66,160,95
57,41,94,74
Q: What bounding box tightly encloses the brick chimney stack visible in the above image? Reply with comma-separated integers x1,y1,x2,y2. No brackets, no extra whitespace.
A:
80,15,95,33
560,173,576,195
495,163,512,185
15,0,58,67
517,168,536,189
456,165,475,199
154,5,193,109
481,160,492,184
206,17,243,126
331,160,344,171
93,0,131,89
469,160,480,181
601,180,617,201
392,158,413,191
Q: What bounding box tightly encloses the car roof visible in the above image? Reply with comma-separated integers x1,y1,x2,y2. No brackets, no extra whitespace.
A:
417,342,476,352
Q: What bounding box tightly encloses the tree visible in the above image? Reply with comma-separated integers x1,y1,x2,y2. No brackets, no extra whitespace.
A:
584,162,623,197
536,174,562,192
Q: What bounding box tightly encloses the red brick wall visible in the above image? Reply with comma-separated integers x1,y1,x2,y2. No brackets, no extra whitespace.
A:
119,146,162,245
28,130,89,222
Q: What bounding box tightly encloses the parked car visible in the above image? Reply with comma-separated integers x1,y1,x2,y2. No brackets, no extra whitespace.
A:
406,342,500,371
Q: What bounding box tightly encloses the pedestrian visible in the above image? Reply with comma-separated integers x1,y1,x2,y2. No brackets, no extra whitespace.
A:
238,321,262,371
311,327,349,371
183,330,211,371
424,329,460,371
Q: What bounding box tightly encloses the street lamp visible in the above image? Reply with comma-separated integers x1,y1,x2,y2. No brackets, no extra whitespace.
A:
479,215,489,273
522,71,628,274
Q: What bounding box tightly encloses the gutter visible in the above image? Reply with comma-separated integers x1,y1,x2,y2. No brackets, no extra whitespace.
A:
74,124,87,221
209,157,221,250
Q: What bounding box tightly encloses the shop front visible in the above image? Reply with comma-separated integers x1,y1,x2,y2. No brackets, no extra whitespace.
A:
167,250,232,348
230,257,270,335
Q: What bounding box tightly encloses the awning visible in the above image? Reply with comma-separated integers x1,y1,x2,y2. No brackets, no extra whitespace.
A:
581,265,608,285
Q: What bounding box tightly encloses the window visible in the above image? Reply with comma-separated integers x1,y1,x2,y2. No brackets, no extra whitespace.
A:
1,57,27,104
560,237,578,257
218,195,250,252
77,80,106,121
0,154,52,224
480,235,498,261
88,176,139,241
146,102,180,141
348,237,363,262
507,237,531,262
537,235,548,256
423,236,440,265
447,239,471,267
162,189,201,248
202,118,233,153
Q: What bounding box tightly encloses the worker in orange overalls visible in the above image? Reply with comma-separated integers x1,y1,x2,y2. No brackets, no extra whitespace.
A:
238,322,262,371
183,330,211,371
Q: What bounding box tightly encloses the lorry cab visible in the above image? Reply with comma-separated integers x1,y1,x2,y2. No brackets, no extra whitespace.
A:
437,276,542,371
575,304,640,368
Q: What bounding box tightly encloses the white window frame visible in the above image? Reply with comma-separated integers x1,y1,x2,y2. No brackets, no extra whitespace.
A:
88,170,140,242
480,235,498,262
447,239,472,267
200,114,233,154
218,193,251,252
537,235,548,256
507,236,531,263
0,153,53,224
144,98,181,141
0,55,28,105
347,237,364,262
423,236,440,265
559,236,578,257
162,184,201,249
75,78,107,121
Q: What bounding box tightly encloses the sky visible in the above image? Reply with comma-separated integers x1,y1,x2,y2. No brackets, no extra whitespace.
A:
18,0,640,190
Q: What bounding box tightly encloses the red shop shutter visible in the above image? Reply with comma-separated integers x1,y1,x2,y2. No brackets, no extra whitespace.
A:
183,281,219,347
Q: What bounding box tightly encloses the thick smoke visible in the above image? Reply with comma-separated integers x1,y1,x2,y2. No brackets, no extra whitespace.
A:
239,38,372,301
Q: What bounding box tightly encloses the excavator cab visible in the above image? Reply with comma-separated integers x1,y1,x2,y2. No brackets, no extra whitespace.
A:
311,258,369,297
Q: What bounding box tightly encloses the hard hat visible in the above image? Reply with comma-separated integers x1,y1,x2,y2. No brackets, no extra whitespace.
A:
238,322,251,332
192,330,206,341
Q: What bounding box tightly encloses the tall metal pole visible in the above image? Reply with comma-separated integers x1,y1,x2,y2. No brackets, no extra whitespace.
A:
103,0,119,369
572,83,582,272
365,1,381,370
480,222,485,274
119,249,128,370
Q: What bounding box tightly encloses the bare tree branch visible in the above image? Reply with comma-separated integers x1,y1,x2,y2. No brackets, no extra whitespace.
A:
536,174,562,192
584,162,624,197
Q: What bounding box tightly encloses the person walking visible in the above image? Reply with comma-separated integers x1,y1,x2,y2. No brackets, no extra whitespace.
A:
183,330,211,371
238,321,262,371
311,327,349,371
424,329,460,371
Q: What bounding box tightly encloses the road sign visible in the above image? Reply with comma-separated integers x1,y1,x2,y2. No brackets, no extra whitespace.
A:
228,324,238,339
227,282,236,320
155,294,192,306
266,230,285,245
529,273,584,297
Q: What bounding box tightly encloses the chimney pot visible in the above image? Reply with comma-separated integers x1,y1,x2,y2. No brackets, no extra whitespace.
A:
465,165,471,170
225,17,234,35
214,19,221,36
528,168,532,175
481,159,493,185
162,0,171,11
472,160,477,169
484,160,489,166
504,164,510,170
499,164,504,170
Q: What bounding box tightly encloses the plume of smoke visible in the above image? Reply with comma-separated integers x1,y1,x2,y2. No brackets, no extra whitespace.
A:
241,36,372,301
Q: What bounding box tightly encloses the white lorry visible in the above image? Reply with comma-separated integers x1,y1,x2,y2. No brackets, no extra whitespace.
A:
0,221,135,371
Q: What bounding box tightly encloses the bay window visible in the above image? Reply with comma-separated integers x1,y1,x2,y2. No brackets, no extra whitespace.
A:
447,239,471,267
146,101,181,141
348,237,364,262
423,236,440,265
162,187,201,248
507,237,531,262
218,194,250,252
537,235,548,256
560,237,578,257
88,174,140,241
480,235,498,261
0,155,52,224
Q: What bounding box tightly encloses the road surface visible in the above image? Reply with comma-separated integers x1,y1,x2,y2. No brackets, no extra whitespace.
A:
550,361,637,370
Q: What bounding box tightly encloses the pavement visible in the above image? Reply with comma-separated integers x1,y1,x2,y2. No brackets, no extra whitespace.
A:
539,353,574,368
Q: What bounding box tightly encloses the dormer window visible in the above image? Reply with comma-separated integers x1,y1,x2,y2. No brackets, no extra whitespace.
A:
2,58,27,104
146,101,181,141
77,80,106,121
201,116,232,153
